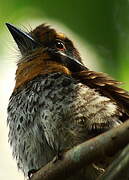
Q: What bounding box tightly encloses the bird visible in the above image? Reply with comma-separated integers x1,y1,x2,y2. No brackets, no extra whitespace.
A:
6,23,129,180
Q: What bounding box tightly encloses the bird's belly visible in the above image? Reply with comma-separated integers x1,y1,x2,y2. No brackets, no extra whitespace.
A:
7,73,121,176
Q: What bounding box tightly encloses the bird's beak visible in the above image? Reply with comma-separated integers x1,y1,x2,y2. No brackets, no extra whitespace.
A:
5,23,38,54
55,51,88,72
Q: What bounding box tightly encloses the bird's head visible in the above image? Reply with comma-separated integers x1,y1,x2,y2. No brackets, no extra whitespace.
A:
6,23,87,90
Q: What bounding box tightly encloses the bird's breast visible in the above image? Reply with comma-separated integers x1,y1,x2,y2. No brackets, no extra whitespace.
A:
25,72,120,151
8,72,120,154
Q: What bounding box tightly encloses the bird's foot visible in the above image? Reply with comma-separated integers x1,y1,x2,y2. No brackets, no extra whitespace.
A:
28,169,38,179
52,150,64,163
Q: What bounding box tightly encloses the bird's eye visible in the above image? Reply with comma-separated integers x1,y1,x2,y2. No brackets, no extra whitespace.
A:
55,41,65,50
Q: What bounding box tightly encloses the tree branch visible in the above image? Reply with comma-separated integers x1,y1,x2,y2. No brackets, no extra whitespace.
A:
98,143,129,180
30,119,129,180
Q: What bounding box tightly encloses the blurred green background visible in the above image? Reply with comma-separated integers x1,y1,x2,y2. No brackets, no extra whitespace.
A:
0,1,129,179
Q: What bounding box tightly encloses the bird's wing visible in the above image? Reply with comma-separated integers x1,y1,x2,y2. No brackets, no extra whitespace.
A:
73,70,129,119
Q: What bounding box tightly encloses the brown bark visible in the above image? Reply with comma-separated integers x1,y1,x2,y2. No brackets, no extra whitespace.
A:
98,143,129,180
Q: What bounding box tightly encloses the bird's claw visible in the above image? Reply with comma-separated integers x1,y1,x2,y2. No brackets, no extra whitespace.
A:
28,169,38,179
52,151,64,163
